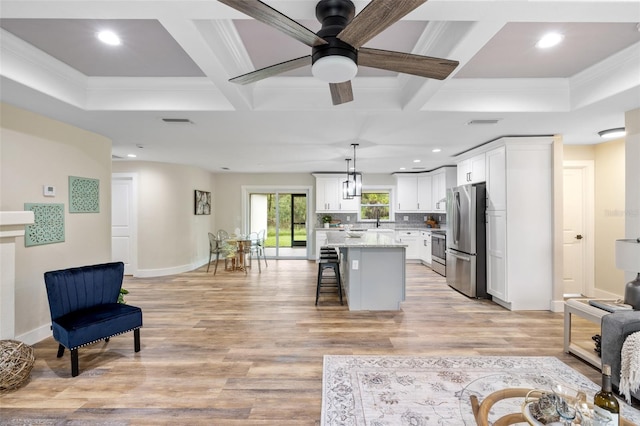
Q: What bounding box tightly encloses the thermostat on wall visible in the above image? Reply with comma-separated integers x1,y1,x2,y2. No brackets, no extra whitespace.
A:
43,185,56,197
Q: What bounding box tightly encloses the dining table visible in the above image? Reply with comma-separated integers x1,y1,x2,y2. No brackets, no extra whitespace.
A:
223,236,251,272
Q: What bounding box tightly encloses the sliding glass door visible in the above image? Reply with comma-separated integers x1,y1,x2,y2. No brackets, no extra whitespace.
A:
249,191,308,259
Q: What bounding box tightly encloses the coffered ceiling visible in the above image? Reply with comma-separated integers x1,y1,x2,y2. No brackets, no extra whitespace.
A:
1,1,639,174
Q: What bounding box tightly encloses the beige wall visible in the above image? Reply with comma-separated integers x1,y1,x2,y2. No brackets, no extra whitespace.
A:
625,108,640,244
111,161,216,276
563,140,626,296
0,103,112,341
213,173,315,233
594,139,626,294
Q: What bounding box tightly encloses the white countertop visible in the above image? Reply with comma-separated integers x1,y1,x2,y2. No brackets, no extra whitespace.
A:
324,231,407,248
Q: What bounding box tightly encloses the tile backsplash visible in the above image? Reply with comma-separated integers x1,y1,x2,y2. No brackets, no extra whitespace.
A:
315,212,446,229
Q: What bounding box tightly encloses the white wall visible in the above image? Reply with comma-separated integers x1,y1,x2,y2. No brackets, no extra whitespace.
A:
0,103,112,343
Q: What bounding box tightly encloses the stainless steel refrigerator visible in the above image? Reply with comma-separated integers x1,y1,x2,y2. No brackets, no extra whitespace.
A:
446,183,488,298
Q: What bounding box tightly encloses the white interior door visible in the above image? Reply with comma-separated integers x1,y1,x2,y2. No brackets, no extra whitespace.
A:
112,174,137,275
562,162,594,297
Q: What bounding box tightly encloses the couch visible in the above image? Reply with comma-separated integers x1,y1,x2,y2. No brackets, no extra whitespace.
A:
601,310,640,401
44,261,142,377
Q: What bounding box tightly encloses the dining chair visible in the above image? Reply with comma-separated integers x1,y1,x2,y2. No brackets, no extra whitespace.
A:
206,232,224,274
217,229,229,241
256,229,268,268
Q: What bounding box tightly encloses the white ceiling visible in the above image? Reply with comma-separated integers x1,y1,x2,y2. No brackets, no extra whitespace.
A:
1,0,639,174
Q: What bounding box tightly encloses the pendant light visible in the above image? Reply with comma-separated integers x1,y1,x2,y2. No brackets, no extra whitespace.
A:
350,143,362,197
342,158,354,200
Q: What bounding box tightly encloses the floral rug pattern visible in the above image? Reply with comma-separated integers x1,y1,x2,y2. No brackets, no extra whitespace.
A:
321,355,640,425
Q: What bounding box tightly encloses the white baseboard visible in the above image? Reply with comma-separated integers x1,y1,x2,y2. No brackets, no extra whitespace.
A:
133,259,208,278
16,323,51,345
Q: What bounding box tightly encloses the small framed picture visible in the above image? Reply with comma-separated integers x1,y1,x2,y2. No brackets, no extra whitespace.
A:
194,190,211,215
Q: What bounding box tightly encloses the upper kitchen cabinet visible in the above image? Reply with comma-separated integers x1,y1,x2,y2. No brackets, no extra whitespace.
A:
396,174,433,212
396,167,455,213
395,175,420,212
485,147,506,211
457,153,486,185
313,174,359,213
431,167,457,212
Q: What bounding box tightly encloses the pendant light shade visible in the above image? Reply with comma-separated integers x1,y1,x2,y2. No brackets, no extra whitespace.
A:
342,158,354,200
351,143,362,197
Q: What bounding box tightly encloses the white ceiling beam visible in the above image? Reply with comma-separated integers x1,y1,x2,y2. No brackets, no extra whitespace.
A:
402,20,507,111
159,18,253,110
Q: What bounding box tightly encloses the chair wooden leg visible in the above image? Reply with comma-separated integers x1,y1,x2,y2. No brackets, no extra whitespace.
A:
57,344,65,358
71,349,79,377
134,328,141,352
213,253,219,275
105,337,110,343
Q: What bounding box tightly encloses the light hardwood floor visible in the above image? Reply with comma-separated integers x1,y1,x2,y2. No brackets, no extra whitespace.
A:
1,261,610,425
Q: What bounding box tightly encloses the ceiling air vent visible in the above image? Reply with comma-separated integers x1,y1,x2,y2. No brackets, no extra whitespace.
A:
162,118,193,124
467,119,501,125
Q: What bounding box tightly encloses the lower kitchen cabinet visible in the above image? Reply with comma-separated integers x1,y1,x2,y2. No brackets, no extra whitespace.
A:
396,230,420,261
486,211,506,300
419,230,432,265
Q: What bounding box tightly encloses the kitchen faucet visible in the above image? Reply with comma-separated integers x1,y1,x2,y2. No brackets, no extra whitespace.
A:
375,209,380,228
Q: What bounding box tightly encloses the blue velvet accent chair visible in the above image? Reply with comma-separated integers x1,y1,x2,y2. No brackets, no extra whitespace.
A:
44,261,142,377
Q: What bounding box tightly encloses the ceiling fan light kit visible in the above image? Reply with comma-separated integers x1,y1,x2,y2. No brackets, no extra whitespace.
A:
598,127,626,139
219,0,458,105
312,55,358,83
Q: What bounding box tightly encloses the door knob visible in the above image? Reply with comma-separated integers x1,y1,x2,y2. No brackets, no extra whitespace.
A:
575,234,583,240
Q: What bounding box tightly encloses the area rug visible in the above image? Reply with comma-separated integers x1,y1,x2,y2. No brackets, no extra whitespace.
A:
321,355,640,425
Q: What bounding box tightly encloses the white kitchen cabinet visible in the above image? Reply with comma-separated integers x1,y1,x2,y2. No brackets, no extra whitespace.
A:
315,230,328,260
431,167,457,212
395,175,419,211
314,174,359,213
417,175,432,212
484,138,553,310
396,230,420,261
486,210,506,300
457,153,486,185
485,147,506,211
419,230,432,265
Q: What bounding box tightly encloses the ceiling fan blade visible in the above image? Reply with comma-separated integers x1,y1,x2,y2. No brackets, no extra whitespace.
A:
329,81,354,105
218,0,327,47
358,47,458,80
230,56,312,85
337,0,426,49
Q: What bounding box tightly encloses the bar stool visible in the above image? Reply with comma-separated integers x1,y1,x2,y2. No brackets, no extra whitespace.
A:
316,247,343,305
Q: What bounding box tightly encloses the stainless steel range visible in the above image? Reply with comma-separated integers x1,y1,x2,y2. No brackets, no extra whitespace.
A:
430,230,446,276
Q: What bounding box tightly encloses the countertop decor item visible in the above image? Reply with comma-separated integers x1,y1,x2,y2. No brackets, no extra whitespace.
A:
616,238,640,310
0,340,35,392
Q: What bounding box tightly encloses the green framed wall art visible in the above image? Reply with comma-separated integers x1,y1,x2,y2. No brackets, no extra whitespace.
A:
24,203,65,247
69,176,100,213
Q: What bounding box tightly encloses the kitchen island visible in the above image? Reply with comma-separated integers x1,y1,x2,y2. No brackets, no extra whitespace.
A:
325,231,407,311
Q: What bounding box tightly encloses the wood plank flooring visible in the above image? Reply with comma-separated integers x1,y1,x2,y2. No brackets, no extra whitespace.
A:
0,261,611,425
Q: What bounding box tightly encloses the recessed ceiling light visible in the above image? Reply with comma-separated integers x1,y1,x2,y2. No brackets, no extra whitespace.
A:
399,167,406,171
413,159,421,163
127,153,137,158
598,127,626,139
536,32,564,49
97,30,121,46
432,148,442,153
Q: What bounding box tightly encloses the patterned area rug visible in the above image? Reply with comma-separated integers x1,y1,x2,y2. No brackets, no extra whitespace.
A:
321,355,640,425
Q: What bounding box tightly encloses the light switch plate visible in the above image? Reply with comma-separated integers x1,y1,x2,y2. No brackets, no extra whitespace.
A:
352,260,359,270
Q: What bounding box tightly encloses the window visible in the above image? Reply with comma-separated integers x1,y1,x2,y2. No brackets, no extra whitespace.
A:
359,190,390,221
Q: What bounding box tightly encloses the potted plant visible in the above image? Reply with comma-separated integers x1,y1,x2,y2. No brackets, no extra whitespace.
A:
322,215,332,229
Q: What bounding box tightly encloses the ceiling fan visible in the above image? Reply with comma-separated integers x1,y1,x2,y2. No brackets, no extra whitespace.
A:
219,0,459,105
